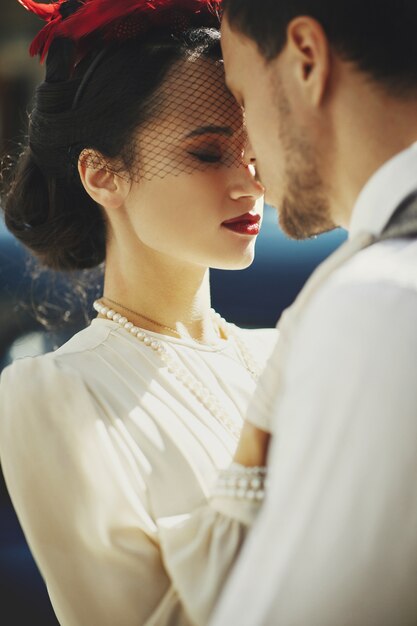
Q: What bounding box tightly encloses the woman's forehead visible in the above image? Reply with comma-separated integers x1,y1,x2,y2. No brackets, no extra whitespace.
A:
154,56,244,132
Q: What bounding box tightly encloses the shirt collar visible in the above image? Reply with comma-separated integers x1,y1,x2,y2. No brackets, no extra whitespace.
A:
349,141,417,239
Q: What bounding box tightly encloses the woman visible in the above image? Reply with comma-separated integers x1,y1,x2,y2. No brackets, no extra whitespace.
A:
0,1,277,625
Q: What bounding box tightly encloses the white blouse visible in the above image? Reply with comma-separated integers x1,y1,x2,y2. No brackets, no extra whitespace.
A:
0,318,278,626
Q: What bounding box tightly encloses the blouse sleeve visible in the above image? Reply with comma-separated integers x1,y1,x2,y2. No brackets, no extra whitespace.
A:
157,467,265,625
0,356,261,626
0,356,165,626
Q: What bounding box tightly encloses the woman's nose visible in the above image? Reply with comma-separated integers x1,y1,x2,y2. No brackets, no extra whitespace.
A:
243,137,265,188
229,163,265,202
229,138,265,201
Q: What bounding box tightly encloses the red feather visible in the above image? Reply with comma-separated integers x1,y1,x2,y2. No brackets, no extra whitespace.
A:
17,0,63,20
29,20,62,59
17,0,219,62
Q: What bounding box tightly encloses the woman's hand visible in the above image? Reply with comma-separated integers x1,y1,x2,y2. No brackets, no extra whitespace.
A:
233,421,271,468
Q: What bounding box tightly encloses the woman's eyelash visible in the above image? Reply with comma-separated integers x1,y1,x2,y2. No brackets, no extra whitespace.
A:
188,151,222,163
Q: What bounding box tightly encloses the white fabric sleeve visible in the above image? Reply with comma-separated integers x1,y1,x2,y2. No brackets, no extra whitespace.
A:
0,357,164,626
157,506,249,625
157,463,265,624
234,325,281,434
0,356,260,626
210,281,417,626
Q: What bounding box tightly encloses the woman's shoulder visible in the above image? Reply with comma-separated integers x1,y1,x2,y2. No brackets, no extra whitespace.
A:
1,350,78,387
54,317,119,356
1,317,136,383
231,325,279,367
0,320,117,404
235,325,279,339
0,317,168,424
0,351,104,476
232,324,279,344
0,350,94,419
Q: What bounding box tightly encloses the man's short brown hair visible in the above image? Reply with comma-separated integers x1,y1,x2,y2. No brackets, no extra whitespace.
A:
222,0,417,97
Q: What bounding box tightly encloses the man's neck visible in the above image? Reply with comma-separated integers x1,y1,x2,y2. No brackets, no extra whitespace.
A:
329,82,417,229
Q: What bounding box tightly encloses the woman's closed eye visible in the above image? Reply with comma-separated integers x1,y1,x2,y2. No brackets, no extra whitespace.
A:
186,139,223,163
188,151,222,163
186,135,245,166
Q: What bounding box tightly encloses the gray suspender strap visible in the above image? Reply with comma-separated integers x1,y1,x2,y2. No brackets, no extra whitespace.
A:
378,192,417,242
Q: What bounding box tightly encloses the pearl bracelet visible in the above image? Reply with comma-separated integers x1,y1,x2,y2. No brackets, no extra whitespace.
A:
212,464,267,503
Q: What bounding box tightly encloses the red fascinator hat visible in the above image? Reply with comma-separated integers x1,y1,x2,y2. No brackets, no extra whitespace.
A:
18,0,222,62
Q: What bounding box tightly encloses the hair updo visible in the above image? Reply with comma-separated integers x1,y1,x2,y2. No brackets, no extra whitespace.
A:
2,25,221,271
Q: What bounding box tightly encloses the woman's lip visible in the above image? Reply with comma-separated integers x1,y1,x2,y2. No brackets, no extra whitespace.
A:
222,221,261,236
222,212,261,226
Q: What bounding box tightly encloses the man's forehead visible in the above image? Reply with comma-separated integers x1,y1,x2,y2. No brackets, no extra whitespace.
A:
220,16,235,74
220,17,254,89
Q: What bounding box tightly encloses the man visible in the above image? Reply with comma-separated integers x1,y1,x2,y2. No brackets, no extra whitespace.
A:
210,1,417,624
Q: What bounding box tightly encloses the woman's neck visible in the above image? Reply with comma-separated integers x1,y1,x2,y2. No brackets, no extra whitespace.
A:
102,245,222,344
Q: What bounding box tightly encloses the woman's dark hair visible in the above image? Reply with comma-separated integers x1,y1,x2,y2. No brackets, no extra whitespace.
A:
2,26,221,271
222,0,417,96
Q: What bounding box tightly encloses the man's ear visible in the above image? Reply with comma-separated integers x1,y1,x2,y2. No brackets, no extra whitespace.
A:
285,16,331,107
78,149,131,210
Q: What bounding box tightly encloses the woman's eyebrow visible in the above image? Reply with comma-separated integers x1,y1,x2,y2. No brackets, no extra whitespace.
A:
185,125,234,138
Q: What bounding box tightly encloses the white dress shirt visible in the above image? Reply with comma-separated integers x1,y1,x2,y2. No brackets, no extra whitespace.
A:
210,142,417,626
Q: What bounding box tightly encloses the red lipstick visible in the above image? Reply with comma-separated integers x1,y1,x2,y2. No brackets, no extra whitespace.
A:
222,213,261,236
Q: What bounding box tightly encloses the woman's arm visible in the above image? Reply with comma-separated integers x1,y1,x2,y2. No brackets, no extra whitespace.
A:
0,358,176,626
233,421,271,467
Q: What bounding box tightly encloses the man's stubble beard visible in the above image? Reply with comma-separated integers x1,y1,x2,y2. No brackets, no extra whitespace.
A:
272,78,336,240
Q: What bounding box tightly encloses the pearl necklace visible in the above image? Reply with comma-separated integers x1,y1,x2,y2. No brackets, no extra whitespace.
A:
93,300,261,441
101,295,223,345
102,296,185,338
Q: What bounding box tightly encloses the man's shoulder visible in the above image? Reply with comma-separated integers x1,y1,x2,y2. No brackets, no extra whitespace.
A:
291,237,417,359
302,237,417,326
330,237,417,293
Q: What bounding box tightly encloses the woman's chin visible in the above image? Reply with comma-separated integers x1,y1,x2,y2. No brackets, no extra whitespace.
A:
211,249,256,271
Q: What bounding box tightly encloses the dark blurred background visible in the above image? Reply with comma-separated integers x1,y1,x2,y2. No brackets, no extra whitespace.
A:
0,3,347,625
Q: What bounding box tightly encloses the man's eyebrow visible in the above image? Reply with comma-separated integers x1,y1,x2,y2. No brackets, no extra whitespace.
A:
185,125,234,138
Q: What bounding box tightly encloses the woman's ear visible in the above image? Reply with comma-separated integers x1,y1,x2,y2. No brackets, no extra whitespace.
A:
78,149,131,210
